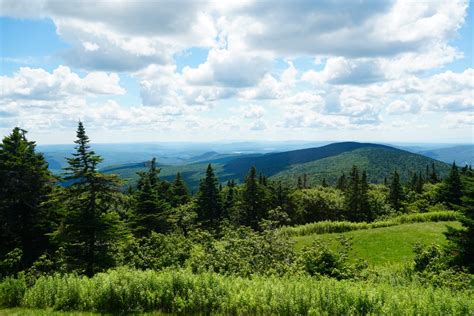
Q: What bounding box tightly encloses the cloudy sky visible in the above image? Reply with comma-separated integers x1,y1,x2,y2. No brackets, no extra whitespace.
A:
0,0,472,144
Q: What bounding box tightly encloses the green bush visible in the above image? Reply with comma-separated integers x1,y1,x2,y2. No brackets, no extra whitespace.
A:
0,275,27,307
121,232,192,271
412,243,473,290
187,226,296,277
297,237,367,279
1,268,473,314
288,187,345,223
0,248,23,279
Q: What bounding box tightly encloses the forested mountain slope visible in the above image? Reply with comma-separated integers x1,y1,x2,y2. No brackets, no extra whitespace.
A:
102,142,450,189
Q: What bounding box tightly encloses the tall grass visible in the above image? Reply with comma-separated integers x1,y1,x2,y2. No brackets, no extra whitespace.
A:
1,268,472,314
278,211,459,237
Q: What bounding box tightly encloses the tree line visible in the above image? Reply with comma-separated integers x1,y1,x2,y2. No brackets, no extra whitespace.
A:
0,122,471,277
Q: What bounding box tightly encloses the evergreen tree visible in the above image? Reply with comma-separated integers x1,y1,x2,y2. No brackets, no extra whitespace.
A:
58,122,127,276
0,127,55,269
345,166,360,220
196,164,222,226
445,169,474,272
389,170,404,212
133,158,171,236
442,162,463,206
415,172,424,194
242,166,267,229
321,178,328,187
274,181,290,209
359,171,370,220
336,173,347,191
344,167,371,221
297,176,303,189
171,172,190,207
223,179,236,211
410,172,419,192
429,162,439,183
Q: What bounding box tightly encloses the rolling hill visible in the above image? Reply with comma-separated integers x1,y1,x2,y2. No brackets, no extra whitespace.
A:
417,145,473,166
101,142,450,190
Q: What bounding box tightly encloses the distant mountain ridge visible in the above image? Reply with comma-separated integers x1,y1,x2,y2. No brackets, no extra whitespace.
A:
100,141,450,189
223,142,392,178
417,145,473,166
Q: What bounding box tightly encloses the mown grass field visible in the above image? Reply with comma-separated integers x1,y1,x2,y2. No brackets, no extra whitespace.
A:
293,221,461,266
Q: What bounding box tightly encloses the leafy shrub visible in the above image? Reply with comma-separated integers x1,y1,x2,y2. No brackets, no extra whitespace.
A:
412,243,473,290
121,232,192,271
0,248,23,279
297,237,367,279
187,226,296,277
367,184,393,217
288,187,345,223
0,275,27,307
413,243,444,272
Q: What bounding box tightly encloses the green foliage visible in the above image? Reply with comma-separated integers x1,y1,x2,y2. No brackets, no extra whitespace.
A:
121,233,192,271
132,158,171,236
0,275,27,307
0,128,55,270
445,169,474,272
167,201,198,236
55,122,129,276
288,186,345,223
344,166,371,221
279,211,459,237
367,184,393,217
412,243,473,290
188,226,296,277
413,243,445,272
441,162,463,206
0,248,23,279
1,268,472,314
241,166,269,229
196,164,223,227
170,172,190,207
389,170,404,212
297,237,366,279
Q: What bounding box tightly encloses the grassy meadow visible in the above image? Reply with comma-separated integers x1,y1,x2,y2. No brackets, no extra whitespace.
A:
293,221,461,266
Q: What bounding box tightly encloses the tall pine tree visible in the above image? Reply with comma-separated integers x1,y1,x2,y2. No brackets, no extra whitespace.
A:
196,164,222,227
344,166,370,221
345,166,360,220
171,172,190,207
359,171,371,221
445,168,474,272
389,170,404,212
0,127,55,270
336,173,347,191
442,162,463,206
58,122,127,276
242,166,267,229
132,158,171,236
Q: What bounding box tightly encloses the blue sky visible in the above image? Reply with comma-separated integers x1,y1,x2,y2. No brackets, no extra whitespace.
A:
0,0,472,144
